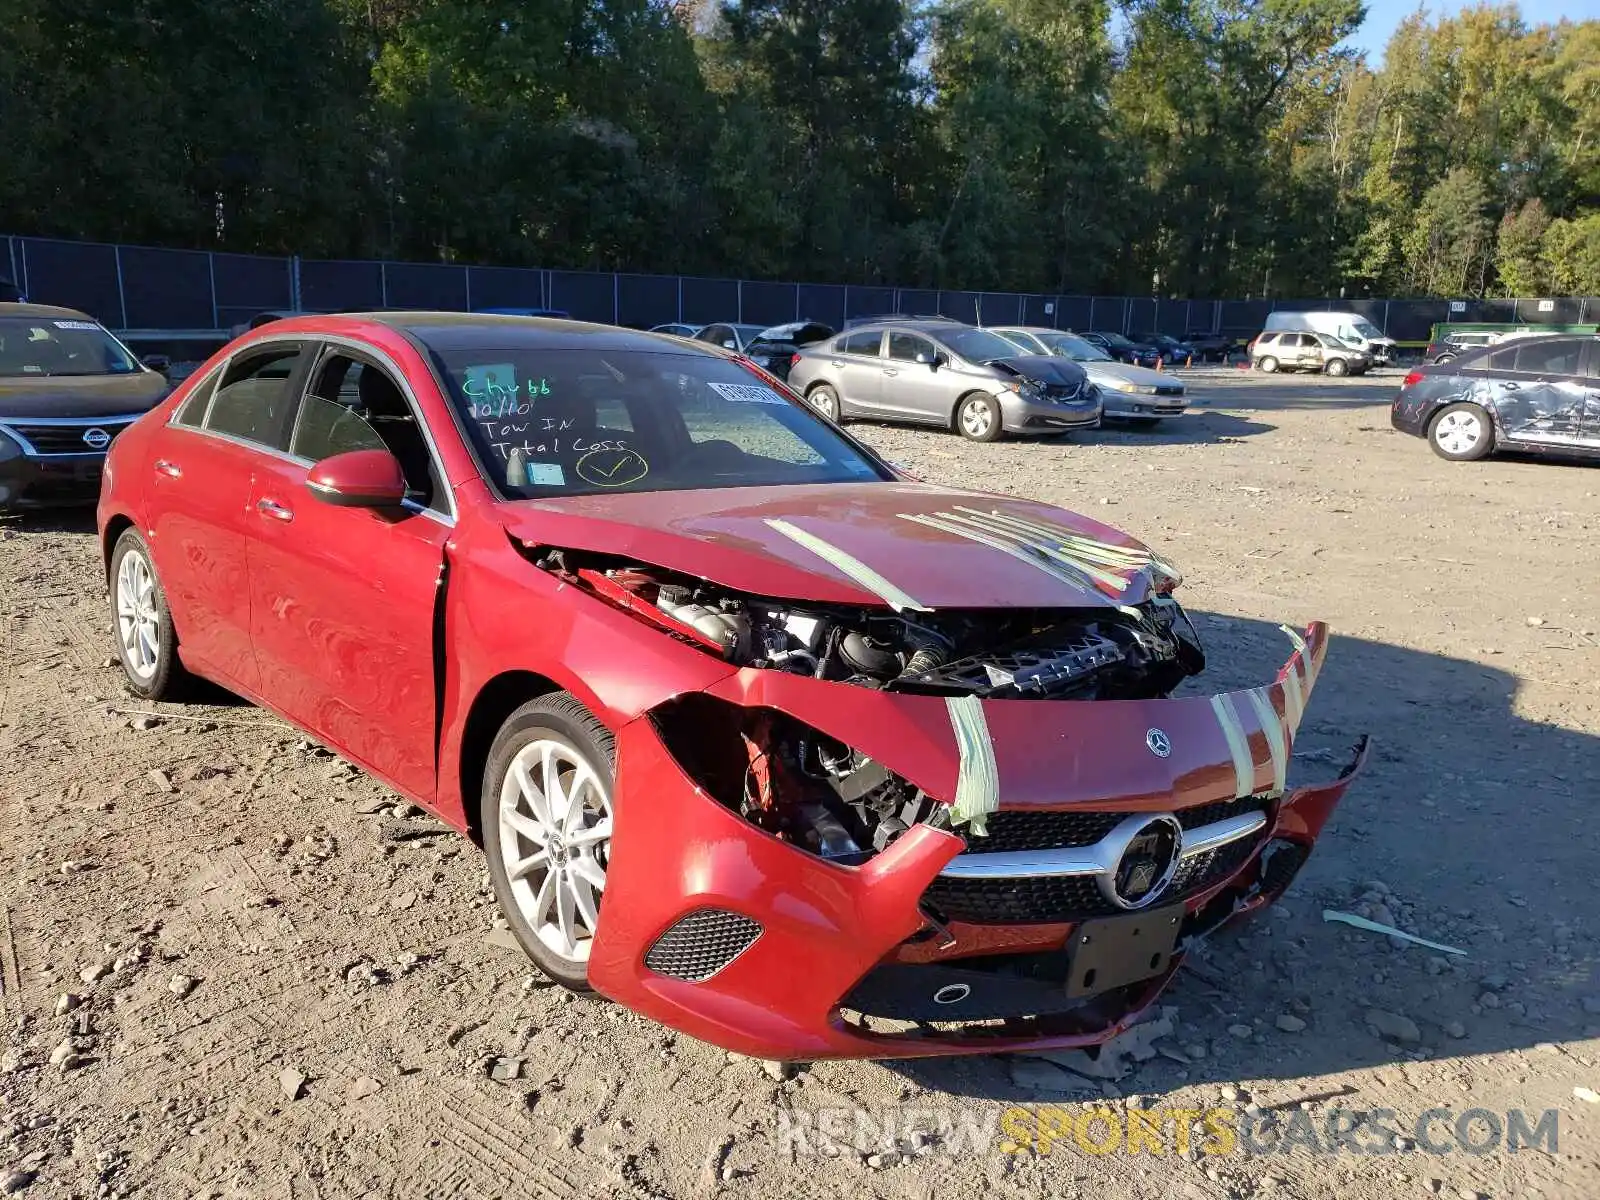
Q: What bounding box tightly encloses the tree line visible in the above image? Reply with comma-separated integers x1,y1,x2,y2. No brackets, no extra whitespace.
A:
1,1,1596,300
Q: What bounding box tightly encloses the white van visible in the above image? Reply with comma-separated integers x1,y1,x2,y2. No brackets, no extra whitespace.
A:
1263,311,1396,364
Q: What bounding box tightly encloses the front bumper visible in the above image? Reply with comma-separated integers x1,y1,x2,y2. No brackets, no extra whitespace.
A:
1103,393,1187,419
0,452,106,510
589,622,1364,1060
998,393,1102,434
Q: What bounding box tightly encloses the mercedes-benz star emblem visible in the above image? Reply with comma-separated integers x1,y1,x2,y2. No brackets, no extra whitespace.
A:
82,427,111,450
1145,727,1172,758
1106,815,1183,909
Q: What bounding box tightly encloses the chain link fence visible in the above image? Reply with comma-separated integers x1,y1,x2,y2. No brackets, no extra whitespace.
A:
7,233,1596,346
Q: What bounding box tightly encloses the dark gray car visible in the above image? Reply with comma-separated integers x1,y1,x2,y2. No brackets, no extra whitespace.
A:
0,305,170,509
786,321,1101,442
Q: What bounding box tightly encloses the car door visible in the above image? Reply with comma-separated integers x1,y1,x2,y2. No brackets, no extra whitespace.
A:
1480,338,1587,442
140,341,312,693
245,344,452,802
879,332,954,423
1581,341,1600,447
828,330,887,413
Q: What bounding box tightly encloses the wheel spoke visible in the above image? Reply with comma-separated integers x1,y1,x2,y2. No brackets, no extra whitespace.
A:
531,869,557,927
563,764,600,835
511,758,553,831
570,854,606,893
570,874,601,934
508,848,549,881
554,875,577,956
568,817,612,849
541,743,572,828
501,805,547,847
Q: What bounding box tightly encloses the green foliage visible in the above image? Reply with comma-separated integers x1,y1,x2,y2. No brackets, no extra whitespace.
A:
0,0,1596,297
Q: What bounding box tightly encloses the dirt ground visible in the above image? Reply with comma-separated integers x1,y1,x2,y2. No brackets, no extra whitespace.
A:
1,367,1597,1200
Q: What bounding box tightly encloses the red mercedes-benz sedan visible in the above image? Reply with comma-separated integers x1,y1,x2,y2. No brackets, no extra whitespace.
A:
96,313,1365,1061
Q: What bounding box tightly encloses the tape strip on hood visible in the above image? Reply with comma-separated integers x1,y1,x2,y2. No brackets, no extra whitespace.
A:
945,695,999,837
764,518,931,613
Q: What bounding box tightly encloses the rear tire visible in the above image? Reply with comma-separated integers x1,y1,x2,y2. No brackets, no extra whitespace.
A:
482,694,617,991
109,529,189,701
955,393,1003,442
1428,403,1494,462
807,384,842,423
1257,356,1278,373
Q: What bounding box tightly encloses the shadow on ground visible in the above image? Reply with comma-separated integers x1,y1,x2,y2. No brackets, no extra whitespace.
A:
884,608,1598,1099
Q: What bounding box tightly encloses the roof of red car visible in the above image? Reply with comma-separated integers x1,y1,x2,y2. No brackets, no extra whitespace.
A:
325,311,721,356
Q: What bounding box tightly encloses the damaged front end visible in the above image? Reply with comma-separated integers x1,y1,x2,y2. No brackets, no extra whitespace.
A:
529,542,1366,1060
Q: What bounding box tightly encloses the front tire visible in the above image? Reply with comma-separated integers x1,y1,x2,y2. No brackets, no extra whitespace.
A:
1428,403,1494,462
482,694,616,990
955,393,1003,442
1325,357,1349,377
109,529,188,700
1257,356,1278,374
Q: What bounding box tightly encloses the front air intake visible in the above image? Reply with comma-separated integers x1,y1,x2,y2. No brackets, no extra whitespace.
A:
644,909,763,982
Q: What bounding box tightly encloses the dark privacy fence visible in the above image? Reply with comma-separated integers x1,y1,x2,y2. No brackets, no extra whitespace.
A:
8,233,1600,344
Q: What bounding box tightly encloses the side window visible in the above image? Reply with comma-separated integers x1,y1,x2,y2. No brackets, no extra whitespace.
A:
203,345,306,448
840,331,882,357
1486,346,1519,371
171,366,220,428
1512,340,1582,376
298,353,445,512
887,333,934,363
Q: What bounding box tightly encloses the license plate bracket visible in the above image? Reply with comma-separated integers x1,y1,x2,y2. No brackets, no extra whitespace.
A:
1065,903,1184,998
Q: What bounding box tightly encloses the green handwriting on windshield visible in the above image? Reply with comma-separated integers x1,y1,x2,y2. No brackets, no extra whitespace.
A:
463,364,552,419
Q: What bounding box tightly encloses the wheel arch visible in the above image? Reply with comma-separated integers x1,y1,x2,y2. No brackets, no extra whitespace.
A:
457,669,564,847
101,513,138,581
949,388,996,430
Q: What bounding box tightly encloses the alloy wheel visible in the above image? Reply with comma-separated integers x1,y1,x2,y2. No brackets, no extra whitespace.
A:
115,549,160,683
497,737,613,965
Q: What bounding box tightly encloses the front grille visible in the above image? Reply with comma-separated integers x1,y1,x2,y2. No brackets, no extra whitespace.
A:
6,420,131,456
964,795,1266,855
1154,385,1184,396
644,909,763,982
925,797,1271,924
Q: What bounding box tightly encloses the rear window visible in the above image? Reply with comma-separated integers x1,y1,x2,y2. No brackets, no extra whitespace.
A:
0,317,139,377
430,346,890,498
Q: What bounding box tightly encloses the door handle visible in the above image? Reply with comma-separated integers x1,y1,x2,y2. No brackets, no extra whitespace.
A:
830,359,845,367
154,459,182,479
256,498,294,522
883,368,899,377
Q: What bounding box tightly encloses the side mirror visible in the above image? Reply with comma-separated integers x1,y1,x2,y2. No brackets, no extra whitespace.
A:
305,448,407,509
931,352,948,370
142,354,171,373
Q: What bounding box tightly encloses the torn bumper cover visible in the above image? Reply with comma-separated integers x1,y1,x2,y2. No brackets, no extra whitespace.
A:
587,622,1366,1061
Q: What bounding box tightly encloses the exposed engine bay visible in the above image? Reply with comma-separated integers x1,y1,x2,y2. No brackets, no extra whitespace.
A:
534,547,1205,701
536,545,1209,864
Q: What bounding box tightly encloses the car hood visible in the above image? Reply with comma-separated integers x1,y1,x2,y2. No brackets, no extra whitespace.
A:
982,356,1089,388
0,370,169,419
502,482,1163,611
1079,361,1171,389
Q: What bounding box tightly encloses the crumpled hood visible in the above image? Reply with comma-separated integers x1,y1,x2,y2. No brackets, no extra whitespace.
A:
983,356,1090,390
503,482,1166,611
0,370,169,419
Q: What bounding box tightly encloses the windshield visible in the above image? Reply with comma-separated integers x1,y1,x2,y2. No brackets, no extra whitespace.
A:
1316,334,1345,348
0,317,139,377
939,328,1027,362
1097,333,1136,349
1349,319,1384,340
431,346,890,498
1039,332,1111,361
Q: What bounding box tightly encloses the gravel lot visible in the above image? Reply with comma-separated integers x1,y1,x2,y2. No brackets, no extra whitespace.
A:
0,368,1596,1200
